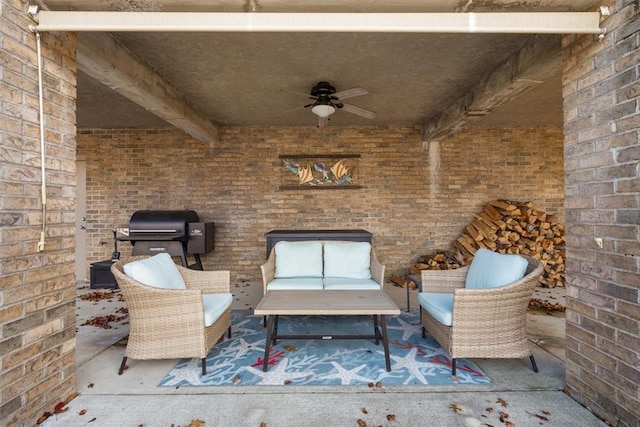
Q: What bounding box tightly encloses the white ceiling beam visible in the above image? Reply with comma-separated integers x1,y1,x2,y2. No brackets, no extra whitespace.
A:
34,11,603,34
77,32,219,143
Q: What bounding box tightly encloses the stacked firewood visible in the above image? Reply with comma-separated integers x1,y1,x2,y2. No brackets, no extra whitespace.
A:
405,200,566,288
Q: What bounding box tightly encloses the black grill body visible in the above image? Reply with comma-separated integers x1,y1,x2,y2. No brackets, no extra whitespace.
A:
119,210,214,269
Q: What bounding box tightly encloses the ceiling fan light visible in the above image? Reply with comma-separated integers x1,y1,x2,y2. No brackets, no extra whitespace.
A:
311,104,335,118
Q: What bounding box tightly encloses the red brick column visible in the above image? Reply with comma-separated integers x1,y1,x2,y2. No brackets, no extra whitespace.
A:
0,1,78,425
562,1,639,425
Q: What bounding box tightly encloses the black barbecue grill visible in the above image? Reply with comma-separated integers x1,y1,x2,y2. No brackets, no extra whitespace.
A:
118,210,214,269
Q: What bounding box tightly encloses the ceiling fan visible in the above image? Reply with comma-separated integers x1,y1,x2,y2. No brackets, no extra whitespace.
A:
297,81,376,128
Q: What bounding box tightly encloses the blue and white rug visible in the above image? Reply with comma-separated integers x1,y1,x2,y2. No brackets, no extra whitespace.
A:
159,310,490,387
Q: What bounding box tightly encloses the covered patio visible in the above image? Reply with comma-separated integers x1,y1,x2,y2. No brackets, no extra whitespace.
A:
0,0,638,426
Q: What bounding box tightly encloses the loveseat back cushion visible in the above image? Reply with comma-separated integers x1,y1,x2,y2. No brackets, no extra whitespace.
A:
322,277,381,290
123,253,186,289
202,293,233,327
465,248,528,290
323,242,372,280
274,241,323,278
266,278,324,291
418,292,454,326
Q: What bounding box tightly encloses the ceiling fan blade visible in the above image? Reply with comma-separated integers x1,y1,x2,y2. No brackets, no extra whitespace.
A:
333,87,368,101
317,116,328,128
341,103,376,120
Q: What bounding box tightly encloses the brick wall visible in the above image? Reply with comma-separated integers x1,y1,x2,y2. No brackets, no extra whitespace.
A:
77,125,564,282
0,1,78,426
562,0,640,425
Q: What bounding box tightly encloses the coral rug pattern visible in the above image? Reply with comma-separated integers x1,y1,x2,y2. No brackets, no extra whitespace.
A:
159,310,490,387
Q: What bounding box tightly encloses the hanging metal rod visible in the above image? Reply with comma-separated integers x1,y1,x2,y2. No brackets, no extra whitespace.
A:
32,11,603,34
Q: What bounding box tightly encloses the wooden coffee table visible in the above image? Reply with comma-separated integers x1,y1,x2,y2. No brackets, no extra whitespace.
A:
254,290,401,372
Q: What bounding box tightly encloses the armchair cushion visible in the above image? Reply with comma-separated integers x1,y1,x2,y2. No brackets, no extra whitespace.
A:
418,292,454,326
266,278,324,291
323,242,372,279
202,293,234,327
322,277,381,290
465,248,528,290
123,253,186,289
274,241,323,278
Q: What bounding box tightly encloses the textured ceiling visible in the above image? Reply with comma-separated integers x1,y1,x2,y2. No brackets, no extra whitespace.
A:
43,0,602,131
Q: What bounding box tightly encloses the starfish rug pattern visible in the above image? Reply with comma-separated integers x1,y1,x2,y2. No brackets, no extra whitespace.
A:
158,310,490,387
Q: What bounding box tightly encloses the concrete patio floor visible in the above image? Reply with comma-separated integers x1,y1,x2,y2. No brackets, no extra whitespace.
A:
39,280,608,427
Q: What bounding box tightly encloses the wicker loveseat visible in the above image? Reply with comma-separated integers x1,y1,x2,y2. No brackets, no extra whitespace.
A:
111,254,232,375
419,248,543,376
260,240,385,294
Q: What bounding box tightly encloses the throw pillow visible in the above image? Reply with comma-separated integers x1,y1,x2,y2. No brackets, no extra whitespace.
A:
274,241,323,278
123,253,186,289
465,248,528,289
323,242,372,279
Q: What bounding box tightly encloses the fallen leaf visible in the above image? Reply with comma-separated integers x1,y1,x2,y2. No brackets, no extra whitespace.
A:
542,410,551,416
54,402,68,414
80,314,127,329
499,411,509,422
357,419,366,427
497,398,508,407
186,420,205,427
486,407,494,413
284,379,292,385
527,411,549,421
283,345,297,352
506,422,515,427
259,422,267,427
449,404,464,413
387,414,396,421
87,383,94,388
36,412,52,424
232,374,241,384
79,409,87,416
361,407,368,414
375,381,382,388
367,382,374,388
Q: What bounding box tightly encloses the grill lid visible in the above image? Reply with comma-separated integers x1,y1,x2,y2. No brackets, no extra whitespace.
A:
127,210,200,241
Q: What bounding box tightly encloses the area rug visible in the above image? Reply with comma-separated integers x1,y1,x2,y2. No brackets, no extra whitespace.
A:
158,310,490,387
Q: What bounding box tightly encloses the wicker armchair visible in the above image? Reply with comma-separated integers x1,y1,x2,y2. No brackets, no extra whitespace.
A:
111,256,232,375
420,254,543,375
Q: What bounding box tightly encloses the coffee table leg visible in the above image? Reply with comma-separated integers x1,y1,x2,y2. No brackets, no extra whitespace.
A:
263,315,275,372
372,315,380,345
273,315,279,345
380,315,392,372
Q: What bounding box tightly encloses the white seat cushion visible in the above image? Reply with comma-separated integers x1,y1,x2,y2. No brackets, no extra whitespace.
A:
202,293,233,327
266,278,324,291
123,253,186,289
274,241,323,278
419,292,454,326
465,248,528,289
323,242,372,280
322,277,381,290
